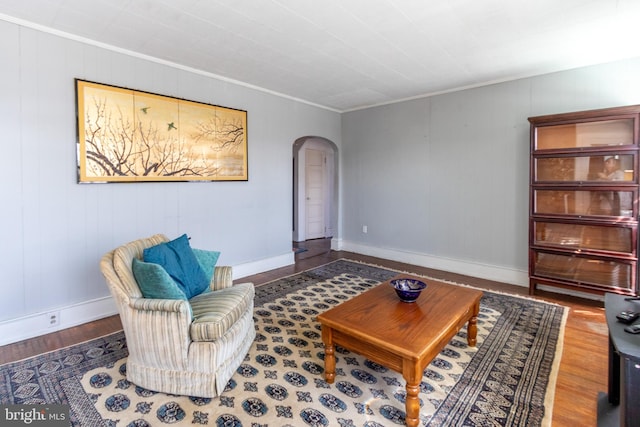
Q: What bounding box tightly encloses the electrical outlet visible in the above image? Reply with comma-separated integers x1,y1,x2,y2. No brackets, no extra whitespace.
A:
47,311,60,327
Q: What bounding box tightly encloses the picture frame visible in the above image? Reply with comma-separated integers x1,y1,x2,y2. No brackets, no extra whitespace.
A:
75,79,248,183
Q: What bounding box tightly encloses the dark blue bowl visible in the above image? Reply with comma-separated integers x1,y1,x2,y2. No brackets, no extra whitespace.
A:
390,278,427,303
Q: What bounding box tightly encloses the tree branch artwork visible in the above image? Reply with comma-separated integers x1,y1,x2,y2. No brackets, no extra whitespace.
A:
76,79,248,182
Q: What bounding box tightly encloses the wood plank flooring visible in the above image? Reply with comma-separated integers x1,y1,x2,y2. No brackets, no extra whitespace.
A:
0,239,609,426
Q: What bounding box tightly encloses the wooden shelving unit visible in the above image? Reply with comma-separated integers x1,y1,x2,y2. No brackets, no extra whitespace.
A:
529,105,640,296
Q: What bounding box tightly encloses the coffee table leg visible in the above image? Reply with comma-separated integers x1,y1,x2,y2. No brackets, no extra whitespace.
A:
405,381,420,427
321,326,336,384
403,363,422,427
467,300,480,347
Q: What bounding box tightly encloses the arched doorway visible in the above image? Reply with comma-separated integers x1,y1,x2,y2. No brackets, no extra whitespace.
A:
292,137,338,243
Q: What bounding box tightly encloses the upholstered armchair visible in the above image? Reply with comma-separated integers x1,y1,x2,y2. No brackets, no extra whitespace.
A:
100,234,255,398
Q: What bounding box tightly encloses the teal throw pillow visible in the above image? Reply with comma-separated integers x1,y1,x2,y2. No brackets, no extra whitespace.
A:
143,234,209,299
132,258,187,300
192,248,221,283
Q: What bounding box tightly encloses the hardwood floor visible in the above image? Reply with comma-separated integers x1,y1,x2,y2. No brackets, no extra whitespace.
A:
0,239,609,426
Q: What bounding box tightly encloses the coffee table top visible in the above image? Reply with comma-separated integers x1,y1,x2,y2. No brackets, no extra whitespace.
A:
317,275,483,360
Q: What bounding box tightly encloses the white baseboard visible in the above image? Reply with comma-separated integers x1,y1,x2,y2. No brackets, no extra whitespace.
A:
0,297,118,347
336,240,611,300
337,240,529,287
232,252,295,281
0,252,296,347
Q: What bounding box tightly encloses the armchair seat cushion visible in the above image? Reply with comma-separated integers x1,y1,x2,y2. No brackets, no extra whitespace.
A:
189,282,255,342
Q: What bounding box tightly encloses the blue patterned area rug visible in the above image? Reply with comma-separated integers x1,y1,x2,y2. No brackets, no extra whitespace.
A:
0,259,567,426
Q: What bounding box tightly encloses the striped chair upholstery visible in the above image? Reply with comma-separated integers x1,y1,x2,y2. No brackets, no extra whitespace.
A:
100,234,256,398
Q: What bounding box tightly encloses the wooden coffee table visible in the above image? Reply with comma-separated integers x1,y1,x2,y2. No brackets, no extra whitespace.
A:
317,275,482,427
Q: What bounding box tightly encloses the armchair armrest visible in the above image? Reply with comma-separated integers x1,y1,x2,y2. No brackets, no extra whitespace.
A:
211,266,233,291
125,297,192,368
130,297,191,314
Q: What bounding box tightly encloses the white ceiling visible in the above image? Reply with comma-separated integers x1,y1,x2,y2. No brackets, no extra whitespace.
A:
2,0,640,112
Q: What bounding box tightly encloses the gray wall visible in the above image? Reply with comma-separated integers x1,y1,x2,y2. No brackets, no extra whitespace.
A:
0,20,341,336
341,57,640,285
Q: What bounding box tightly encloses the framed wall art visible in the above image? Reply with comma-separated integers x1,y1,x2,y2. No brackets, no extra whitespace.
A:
75,79,248,182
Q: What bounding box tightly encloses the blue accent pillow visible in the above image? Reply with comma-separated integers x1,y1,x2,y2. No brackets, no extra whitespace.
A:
192,248,220,283
132,258,187,300
143,234,209,299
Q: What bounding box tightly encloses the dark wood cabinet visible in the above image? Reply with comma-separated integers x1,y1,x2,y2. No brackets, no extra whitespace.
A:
529,105,640,296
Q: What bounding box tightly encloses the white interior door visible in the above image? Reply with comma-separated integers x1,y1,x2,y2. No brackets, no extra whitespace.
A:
305,148,325,239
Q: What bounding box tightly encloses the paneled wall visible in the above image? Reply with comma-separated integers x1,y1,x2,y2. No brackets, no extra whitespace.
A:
0,19,341,342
